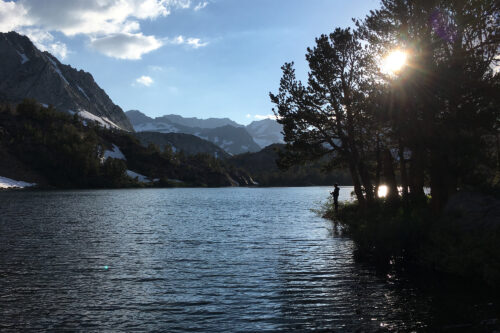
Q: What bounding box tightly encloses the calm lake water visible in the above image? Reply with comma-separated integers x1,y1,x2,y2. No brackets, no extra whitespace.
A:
0,187,498,331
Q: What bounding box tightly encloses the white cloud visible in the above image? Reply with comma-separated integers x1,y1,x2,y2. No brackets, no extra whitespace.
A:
7,0,173,36
170,35,208,48
246,114,251,118
90,33,163,60
0,1,31,31
0,0,203,59
19,29,68,59
194,1,208,11
173,0,191,9
136,75,154,86
186,37,208,48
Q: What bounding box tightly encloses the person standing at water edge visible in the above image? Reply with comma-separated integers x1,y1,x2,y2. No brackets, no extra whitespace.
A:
331,184,340,213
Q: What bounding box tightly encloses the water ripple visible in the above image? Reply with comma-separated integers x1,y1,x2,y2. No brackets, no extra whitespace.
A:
0,187,498,331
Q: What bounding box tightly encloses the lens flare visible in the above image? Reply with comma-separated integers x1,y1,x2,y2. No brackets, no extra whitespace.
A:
381,50,407,75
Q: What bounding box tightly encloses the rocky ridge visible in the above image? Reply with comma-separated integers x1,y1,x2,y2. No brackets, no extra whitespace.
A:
0,31,133,131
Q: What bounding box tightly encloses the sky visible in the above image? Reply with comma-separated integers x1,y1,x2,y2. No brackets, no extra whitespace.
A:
0,0,379,125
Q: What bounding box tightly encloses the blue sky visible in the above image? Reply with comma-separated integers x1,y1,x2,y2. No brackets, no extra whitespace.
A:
1,0,379,124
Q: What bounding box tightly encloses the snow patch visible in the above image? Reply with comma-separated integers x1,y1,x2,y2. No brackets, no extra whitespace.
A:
126,170,151,183
78,110,122,130
103,144,126,161
46,56,69,85
0,176,36,189
77,85,90,100
16,50,29,64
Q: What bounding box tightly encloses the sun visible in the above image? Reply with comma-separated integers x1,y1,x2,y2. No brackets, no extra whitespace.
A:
378,185,388,198
381,50,407,75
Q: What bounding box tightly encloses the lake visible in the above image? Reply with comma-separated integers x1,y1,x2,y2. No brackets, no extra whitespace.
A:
0,187,498,331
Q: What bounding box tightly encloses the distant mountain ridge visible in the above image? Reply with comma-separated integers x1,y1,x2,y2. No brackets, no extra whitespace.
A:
158,114,241,129
0,31,133,131
126,110,284,154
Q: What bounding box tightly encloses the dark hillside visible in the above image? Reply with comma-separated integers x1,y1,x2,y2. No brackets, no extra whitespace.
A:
0,100,252,188
228,144,351,186
134,131,230,159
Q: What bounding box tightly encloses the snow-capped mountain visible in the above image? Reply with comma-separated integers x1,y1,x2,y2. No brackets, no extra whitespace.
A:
126,110,284,154
246,118,284,148
0,32,133,131
126,110,262,155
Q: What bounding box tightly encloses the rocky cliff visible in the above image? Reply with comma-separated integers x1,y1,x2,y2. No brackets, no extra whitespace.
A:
0,31,133,131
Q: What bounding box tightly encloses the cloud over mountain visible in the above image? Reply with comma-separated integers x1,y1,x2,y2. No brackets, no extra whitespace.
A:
0,0,205,59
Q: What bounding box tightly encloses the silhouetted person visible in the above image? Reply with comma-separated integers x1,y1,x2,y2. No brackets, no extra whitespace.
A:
331,183,340,213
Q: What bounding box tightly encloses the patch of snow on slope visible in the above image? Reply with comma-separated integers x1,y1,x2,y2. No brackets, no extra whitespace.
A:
46,56,69,85
16,50,29,64
78,110,121,130
103,144,126,161
241,145,248,151
0,176,36,189
126,170,151,183
102,117,122,130
77,85,90,100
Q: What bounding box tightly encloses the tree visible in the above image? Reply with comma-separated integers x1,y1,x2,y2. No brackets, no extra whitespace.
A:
360,0,500,211
270,28,379,206
272,0,499,213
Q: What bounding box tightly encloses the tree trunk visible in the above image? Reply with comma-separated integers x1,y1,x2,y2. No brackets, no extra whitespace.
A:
374,136,382,198
398,139,409,200
409,144,425,201
348,160,366,207
430,149,448,213
383,149,399,202
357,159,375,204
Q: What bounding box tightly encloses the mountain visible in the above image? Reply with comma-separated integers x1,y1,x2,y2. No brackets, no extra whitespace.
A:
0,31,133,131
194,125,261,155
158,114,241,129
125,110,261,155
125,110,284,153
134,131,230,159
126,110,153,125
0,100,254,188
245,119,284,148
